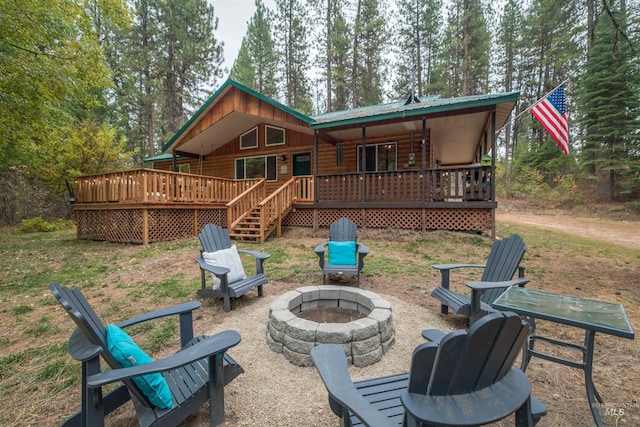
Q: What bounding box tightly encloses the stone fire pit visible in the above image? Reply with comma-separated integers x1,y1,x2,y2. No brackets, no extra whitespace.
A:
266,286,395,367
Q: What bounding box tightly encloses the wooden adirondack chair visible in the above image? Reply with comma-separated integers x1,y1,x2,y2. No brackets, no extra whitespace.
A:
311,311,547,427
195,224,269,312
50,283,243,427
430,233,530,325
314,217,369,285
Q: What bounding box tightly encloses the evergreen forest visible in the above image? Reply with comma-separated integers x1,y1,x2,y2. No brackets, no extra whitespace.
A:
1,0,639,224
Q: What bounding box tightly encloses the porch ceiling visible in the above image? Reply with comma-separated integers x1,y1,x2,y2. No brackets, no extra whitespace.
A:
320,109,504,166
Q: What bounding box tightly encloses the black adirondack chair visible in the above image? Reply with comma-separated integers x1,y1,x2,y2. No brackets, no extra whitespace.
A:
430,233,530,325
311,311,547,427
195,224,269,312
314,217,369,285
50,283,243,427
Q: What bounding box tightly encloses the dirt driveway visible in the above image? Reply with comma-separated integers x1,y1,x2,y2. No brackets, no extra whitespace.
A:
496,210,640,250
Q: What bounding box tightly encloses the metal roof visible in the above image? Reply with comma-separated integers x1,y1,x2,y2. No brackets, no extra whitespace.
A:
311,92,519,129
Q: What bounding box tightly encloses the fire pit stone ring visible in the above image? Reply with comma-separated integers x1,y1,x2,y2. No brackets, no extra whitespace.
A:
266,285,395,367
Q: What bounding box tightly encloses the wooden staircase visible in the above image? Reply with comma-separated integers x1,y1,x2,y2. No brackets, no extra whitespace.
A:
228,208,270,242
227,177,299,243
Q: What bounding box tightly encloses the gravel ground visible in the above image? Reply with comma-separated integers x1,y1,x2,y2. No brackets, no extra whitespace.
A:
201,285,453,426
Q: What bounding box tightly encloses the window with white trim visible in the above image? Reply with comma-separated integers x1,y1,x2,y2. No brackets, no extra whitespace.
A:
265,125,285,146
240,126,258,149
177,164,191,174
357,142,397,172
235,155,277,181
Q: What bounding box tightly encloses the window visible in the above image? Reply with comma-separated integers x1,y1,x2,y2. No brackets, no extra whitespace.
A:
265,125,285,146
240,126,258,149
177,164,190,174
357,142,397,172
235,155,277,181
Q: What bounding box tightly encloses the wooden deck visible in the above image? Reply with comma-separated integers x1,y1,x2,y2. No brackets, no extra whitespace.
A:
73,168,495,244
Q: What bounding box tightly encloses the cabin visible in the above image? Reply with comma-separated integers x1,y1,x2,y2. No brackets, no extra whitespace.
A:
74,79,518,244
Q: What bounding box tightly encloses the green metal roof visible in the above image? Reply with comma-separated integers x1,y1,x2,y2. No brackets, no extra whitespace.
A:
161,78,314,153
310,91,520,129
144,153,189,163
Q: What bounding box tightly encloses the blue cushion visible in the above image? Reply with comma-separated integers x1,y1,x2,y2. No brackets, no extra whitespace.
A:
106,324,173,409
328,241,357,265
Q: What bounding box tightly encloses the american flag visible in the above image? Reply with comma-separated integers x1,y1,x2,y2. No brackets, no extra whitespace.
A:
531,85,569,155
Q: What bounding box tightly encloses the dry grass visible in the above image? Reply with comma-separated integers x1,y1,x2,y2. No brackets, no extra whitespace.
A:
0,206,639,426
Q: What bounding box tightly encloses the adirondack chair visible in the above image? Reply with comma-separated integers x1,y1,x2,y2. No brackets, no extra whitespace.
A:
311,311,547,427
430,233,530,325
195,224,269,312
49,283,243,427
314,217,369,285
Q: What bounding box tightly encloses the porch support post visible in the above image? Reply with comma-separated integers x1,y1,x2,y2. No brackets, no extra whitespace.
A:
313,130,319,232
490,109,497,240
361,126,366,227
314,130,319,205
361,126,366,204
421,118,427,203
171,153,177,172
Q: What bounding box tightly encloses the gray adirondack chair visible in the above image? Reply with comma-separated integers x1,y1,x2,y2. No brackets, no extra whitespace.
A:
311,311,547,427
195,224,269,312
49,283,243,427
430,233,530,325
314,218,369,285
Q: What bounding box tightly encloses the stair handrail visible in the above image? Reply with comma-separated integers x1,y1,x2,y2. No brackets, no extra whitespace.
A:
256,177,298,241
226,179,266,230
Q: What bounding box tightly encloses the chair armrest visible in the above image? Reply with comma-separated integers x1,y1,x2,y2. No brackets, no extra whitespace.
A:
311,344,397,427
87,330,241,389
315,242,328,269
238,249,270,275
314,242,329,254
117,301,202,329
432,263,486,271
195,258,230,276
465,277,530,291
356,243,369,254
432,263,486,290
237,249,270,260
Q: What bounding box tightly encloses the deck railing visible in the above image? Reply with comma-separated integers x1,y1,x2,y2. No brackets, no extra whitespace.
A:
226,179,267,229
257,177,299,240
75,169,262,204
315,166,492,203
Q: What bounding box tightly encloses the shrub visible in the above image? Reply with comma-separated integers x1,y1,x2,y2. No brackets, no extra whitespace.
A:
19,217,59,233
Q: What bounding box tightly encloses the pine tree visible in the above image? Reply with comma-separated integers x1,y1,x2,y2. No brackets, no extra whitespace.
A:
157,0,224,140
275,0,313,113
393,0,442,99
578,0,640,200
231,0,278,98
433,0,490,97
352,0,387,107
230,41,257,87
494,0,523,185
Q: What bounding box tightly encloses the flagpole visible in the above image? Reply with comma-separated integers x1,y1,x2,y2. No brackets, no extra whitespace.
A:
496,78,570,135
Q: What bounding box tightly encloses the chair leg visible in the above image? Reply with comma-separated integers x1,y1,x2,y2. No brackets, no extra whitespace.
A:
209,353,225,426
257,284,263,297
223,295,231,312
515,397,534,427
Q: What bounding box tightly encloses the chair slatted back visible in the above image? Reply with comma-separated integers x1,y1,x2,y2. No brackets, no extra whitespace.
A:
49,283,154,408
480,234,526,304
330,218,357,242
408,312,529,397
198,224,232,253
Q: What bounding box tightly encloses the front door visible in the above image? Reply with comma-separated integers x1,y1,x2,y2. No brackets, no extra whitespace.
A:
292,152,311,176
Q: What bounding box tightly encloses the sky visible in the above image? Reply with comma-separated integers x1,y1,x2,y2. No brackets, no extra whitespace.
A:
209,0,277,78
